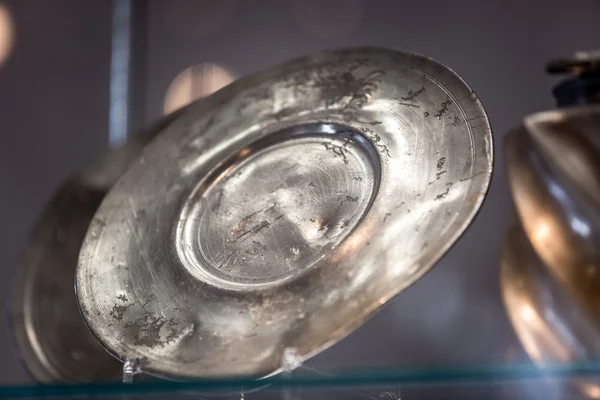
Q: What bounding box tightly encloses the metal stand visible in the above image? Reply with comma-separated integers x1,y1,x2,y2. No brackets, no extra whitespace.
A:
122,357,141,384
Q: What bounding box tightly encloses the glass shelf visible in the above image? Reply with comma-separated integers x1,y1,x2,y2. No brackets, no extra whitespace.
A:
1,363,599,399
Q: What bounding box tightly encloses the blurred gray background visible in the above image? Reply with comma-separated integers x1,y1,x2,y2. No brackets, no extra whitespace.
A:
0,0,599,397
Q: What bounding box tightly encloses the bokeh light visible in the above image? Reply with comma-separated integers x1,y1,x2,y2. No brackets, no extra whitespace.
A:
0,4,14,66
164,63,236,114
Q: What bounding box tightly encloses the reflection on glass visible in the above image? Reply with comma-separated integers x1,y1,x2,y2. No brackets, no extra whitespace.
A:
163,63,236,114
532,220,551,243
581,382,600,399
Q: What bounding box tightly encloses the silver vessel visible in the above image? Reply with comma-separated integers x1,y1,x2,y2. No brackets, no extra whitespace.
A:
76,47,493,379
502,50,600,397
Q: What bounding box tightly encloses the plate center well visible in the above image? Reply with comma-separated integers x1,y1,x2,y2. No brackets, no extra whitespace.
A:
177,124,380,288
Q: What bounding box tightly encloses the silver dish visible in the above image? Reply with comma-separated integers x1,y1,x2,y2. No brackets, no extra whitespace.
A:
76,47,493,379
505,105,600,316
10,111,184,383
500,223,600,399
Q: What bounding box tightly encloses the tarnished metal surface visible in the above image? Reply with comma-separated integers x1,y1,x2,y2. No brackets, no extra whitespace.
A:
501,223,600,399
9,111,184,383
76,47,493,379
505,105,600,317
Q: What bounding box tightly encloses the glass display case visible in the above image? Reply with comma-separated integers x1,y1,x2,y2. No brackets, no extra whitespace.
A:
2,1,600,399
